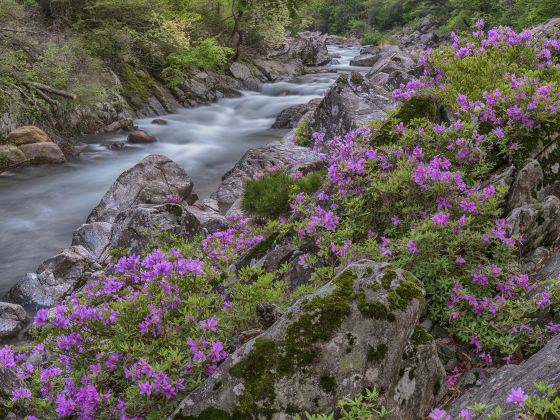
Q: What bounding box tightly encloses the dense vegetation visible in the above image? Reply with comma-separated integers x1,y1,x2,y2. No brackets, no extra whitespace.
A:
1,19,559,418
307,0,559,40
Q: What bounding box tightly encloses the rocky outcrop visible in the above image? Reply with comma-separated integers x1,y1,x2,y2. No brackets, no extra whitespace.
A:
393,15,441,50
212,140,322,213
172,260,445,419
0,302,29,339
448,334,560,418
282,31,331,66
7,246,102,308
507,159,543,210
365,46,417,92
307,72,395,141
272,99,321,129
0,145,26,168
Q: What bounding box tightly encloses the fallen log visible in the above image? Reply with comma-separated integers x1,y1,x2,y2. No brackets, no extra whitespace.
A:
31,82,77,100
35,88,60,110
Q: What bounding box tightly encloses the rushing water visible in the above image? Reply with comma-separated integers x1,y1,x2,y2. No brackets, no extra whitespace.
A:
0,47,361,296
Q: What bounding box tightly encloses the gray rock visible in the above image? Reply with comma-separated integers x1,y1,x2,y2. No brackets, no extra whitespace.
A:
272,101,318,129
507,159,543,210
7,246,101,307
72,222,113,260
307,72,395,141
127,130,157,144
0,302,29,339
172,260,445,419
151,118,168,125
252,58,305,82
349,53,377,67
87,154,194,224
110,204,202,254
507,195,560,256
18,142,66,165
0,366,24,407
187,201,229,234
212,141,321,213
283,31,331,66
108,141,126,150
449,334,560,418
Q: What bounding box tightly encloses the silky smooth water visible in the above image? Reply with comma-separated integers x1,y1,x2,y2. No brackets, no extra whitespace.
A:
0,47,361,295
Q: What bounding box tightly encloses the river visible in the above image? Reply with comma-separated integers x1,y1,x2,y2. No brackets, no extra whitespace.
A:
0,46,362,296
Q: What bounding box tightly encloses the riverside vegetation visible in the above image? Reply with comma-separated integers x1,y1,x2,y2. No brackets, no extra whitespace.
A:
1,2,560,420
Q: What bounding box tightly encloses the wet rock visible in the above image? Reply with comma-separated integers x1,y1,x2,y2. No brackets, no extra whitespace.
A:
127,130,158,144
307,72,395,141
0,302,29,339
0,145,26,169
507,195,560,257
5,126,49,146
229,62,259,90
110,204,202,254
449,334,560,418
349,53,377,67
213,141,321,213
252,58,304,82
272,99,320,129
178,70,244,105
19,142,66,165
507,159,543,210
172,260,445,419
108,141,126,150
88,154,194,224
7,246,101,308
151,118,169,125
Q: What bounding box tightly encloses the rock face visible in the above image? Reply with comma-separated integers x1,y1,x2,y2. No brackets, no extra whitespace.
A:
127,130,158,144
449,334,560,418
0,302,29,339
172,260,445,419
212,140,322,213
507,159,543,210
307,72,395,141
7,246,101,307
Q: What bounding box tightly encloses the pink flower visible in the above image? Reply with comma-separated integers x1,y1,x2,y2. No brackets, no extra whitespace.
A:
506,387,528,406
407,240,419,254
429,408,451,420
432,212,450,226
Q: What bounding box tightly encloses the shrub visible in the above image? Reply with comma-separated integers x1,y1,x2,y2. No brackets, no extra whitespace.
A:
242,170,325,219
294,115,313,147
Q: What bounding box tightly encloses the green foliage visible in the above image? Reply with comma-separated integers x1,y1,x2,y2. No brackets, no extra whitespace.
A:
295,115,313,147
242,170,325,219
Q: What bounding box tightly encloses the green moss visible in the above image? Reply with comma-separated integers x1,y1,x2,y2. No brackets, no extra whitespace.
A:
393,91,441,125
117,63,161,110
388,277,423,311
229,337,278,415
177,407,235,420
294,115,313,147
278,270,355,373
350,72,364,85
108,246,129,261
367,343,388,362
357,293,395,322
320,375,336,393
411,326,433,345
380,269,397,290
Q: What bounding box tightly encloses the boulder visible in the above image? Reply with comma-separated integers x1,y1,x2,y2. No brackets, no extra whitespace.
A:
212,141,321,213
7,246,101,308
307,72,395,141
350,53,377,67
507,195,560,257
178,70,244,106
0,302,29,339
449,334,560,418
19,142,66,165
252,58,305,82
186,201,229,234
230,62,253,82
72,222,113,260
108,141,126,150
272,100,320,129
109,204,202,254
151,118,169,125
5,126,49,146
172,260,445,419
87,154,194,224
507,159,543,210
0,145,26,169
127,130,157,144
283,31,331,66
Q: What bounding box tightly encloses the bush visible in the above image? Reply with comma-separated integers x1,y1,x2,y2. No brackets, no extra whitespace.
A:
242,170,325,219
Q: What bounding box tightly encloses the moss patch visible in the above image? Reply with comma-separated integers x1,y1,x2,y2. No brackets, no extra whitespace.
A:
367,343,388,362
320,375,336,393
357,292,395,322
387,276,423,311
411,326,433,345
393,91,441,125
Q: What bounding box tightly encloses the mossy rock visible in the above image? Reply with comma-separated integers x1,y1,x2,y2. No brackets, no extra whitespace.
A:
393,90,443,126
5,126,50,146
0,145,26,169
